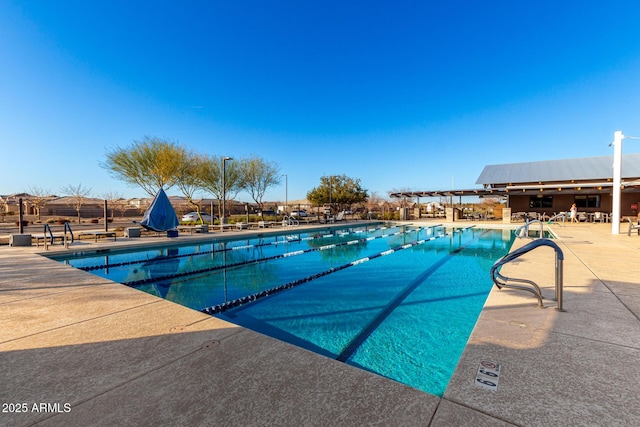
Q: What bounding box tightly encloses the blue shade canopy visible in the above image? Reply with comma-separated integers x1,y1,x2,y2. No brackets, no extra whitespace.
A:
140,188,179,232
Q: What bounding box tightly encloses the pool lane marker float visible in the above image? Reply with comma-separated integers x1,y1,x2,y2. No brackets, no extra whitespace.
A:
77,224,412,272
201,225,475,316
123,226,437,287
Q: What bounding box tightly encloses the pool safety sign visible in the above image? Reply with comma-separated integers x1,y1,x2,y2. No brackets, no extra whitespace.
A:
475,360,501,391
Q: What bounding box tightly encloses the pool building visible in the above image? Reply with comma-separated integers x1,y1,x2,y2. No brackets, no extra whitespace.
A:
392,152,640,221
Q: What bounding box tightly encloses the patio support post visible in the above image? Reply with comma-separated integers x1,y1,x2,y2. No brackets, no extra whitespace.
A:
221,157,232,232
104,200,108,232
18,197,24,234
282,174,288,216
612,131,623,234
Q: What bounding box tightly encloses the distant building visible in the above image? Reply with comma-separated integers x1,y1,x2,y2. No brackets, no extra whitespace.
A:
0,194,146,218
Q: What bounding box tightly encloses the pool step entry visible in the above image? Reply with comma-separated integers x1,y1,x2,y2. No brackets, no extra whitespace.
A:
490,238,564,311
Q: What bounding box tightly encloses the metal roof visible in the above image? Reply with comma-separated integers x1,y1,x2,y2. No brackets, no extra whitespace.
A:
476,153,640,186
389,189,507,199
390,153,640,199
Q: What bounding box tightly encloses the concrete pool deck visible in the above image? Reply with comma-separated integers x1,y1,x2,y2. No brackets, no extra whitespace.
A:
1,221,639,426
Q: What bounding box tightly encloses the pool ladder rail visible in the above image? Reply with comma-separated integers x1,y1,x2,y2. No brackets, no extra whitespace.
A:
514,219,545,239
547,212,566,227
42,223,75,249
282,215,299,227
490,238,564,311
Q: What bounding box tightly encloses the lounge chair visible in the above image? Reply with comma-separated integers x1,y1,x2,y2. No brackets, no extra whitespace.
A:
335,211,345,221
511,212,526,222
628,218,640,236
78,230,117,242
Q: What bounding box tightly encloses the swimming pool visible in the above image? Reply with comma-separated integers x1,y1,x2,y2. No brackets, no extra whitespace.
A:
50,223,515,396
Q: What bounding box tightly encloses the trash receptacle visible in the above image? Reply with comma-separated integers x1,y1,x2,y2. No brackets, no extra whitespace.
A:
125,227,141,238
10,234,32,246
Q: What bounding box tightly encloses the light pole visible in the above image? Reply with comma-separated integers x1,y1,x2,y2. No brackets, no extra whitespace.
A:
611,131,639,234
329,175,332,210
221,156,232,232
281,174,288,216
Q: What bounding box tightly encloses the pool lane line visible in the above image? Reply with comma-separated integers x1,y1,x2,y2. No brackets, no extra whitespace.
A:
124,226,430,287
335,228,492,363
78,226,384,271
77,224,412,272
123,226,437,287
200,225,475,316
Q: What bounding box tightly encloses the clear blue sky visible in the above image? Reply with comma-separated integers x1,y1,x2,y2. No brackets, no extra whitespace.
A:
2,1,640,202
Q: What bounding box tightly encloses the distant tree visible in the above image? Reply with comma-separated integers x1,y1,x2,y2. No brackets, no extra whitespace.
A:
174,152,208,223
0,196,7,221
366,191,385,212
101,190,127,219
61,183,92,224
101,136,187,196
307,175,368,212
240,155,281,213
481,197,505,216
200,155,244,220
26,186,53,220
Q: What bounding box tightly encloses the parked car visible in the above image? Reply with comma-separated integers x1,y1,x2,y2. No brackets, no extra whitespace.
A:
181,212,215,222
290,210,308,217
258,210,276,217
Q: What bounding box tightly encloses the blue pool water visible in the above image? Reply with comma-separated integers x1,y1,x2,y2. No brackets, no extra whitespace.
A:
50,224,515,396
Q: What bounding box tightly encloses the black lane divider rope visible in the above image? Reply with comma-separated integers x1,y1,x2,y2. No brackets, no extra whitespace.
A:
123,226,436,288
201,225,475,316
78,224,408,272
335,228,492,363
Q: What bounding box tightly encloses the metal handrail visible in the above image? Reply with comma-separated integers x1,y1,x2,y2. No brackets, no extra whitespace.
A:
42,222,75,249
43,224,55,245
515,219,544,238
490,238,564,311
64,222,75,243
282,215,299,227
548,212,566,227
